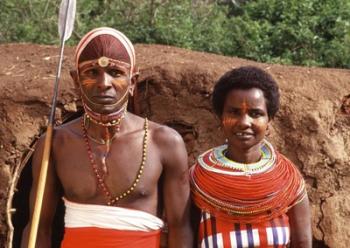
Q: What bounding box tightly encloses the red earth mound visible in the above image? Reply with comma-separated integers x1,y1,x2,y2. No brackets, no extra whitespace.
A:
0,43,349,247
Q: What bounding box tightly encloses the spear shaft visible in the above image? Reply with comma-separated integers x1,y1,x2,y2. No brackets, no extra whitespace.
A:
27,0,75,247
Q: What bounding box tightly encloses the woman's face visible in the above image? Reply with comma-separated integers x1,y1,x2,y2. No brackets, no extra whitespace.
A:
221,87,269,151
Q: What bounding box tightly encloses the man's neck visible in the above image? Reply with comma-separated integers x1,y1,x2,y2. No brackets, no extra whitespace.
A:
83,114,126,145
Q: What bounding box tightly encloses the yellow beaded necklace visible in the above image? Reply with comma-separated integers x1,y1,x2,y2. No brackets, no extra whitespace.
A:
82,118,148,206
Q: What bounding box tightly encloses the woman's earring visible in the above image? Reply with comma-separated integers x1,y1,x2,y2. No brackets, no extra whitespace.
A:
266,125,270,136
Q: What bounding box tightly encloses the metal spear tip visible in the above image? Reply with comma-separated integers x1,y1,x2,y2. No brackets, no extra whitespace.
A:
58,0,76,41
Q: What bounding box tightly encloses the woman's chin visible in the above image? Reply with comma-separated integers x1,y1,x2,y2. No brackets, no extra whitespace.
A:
229,139,262,151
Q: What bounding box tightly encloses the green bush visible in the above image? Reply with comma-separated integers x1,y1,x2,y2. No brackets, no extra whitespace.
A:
226,0,350,67
1,0,350,68
0,0,59,44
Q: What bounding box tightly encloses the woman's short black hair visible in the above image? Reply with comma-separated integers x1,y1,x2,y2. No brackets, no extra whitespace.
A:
212,66,280,119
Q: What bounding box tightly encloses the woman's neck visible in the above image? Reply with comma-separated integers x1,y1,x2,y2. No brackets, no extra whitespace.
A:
225,143,262,164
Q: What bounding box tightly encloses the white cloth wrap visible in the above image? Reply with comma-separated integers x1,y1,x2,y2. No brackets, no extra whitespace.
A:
63,198,164,232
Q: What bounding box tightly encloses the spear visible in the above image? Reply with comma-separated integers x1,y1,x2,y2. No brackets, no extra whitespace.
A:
27,0,76,247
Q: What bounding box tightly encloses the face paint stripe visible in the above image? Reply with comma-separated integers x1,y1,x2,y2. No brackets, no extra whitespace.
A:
241,99,249,114
80,84,130,108
222,117,236,128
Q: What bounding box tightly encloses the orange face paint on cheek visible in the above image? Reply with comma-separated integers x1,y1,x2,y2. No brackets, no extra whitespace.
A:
111,77,129,91
81,79,96,86
222,116,236,129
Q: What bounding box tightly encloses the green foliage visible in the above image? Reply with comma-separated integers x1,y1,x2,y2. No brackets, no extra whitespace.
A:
1,0,350,68
0,0,59,44
226,0,350,67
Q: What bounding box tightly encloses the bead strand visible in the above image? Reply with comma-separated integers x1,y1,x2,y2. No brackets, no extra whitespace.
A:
85,106,127,128
108,119,148,205
81,117,149,206
190,144,306,223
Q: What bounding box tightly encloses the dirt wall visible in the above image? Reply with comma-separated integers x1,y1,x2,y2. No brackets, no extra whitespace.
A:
0,43,349,247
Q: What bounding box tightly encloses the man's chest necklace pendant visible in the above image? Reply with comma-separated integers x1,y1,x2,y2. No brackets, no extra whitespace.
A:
81,118,149,205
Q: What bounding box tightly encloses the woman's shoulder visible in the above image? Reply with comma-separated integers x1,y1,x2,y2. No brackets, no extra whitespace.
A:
198,144,225,157
275,152,299,168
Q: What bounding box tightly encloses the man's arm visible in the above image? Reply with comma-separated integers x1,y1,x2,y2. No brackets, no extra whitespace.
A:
190,201,201,247
156,127,193,248
287,195,312,248
21,135,60,248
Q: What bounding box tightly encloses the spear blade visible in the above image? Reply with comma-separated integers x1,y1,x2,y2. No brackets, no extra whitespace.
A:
58,0,76,41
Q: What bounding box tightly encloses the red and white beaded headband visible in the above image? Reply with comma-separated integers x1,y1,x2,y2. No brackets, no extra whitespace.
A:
74,27,135,75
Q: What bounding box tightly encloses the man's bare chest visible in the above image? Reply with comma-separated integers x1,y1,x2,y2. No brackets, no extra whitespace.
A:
53,136,163,205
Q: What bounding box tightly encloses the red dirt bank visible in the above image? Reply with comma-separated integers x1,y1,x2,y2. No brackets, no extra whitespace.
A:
0,43,349,247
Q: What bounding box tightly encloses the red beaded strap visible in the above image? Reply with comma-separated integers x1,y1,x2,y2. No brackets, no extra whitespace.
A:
82,118,148,206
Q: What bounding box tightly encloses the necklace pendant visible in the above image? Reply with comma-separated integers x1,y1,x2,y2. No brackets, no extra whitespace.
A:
81,117,148,206
101,156,108,175
244,164,251,178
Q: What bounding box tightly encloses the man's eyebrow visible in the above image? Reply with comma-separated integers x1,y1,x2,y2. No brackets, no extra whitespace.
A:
80,64,99,71
108,66,126,70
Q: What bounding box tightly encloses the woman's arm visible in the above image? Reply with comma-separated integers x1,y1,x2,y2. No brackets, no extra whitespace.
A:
287,195,312,248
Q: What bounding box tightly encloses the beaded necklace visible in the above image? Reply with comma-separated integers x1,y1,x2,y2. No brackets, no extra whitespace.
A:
190,141,306,223
84,102,128,128
82,117,148,206
83,113,125,145
203,140,276,176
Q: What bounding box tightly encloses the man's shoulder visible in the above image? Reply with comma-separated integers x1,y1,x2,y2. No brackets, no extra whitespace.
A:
148,120,185,149
52,117,82,141
56,116,81,130
35,117,80,142
129,113,182,143
32,118,82,163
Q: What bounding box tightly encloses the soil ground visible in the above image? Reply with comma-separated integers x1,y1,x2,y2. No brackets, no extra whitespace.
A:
0,43,349,247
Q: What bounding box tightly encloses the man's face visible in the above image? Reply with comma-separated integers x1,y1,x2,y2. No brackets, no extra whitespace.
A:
73,59,133,114
221,87,269,151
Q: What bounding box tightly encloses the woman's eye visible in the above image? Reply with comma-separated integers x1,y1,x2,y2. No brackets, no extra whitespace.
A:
229,109,240,115
250,111,263,117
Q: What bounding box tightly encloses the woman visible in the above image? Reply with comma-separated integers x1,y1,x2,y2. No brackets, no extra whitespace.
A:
190,66,312,248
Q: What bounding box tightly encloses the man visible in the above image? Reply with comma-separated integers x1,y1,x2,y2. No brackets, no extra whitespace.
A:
21,27,193,247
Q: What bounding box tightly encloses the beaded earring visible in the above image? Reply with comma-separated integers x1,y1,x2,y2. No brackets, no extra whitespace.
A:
266,125,270,137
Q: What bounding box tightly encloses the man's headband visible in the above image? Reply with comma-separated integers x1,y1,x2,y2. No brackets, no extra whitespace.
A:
74,27,135,75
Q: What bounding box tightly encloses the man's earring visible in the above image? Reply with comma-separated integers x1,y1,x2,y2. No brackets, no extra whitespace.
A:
128,85,135,96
